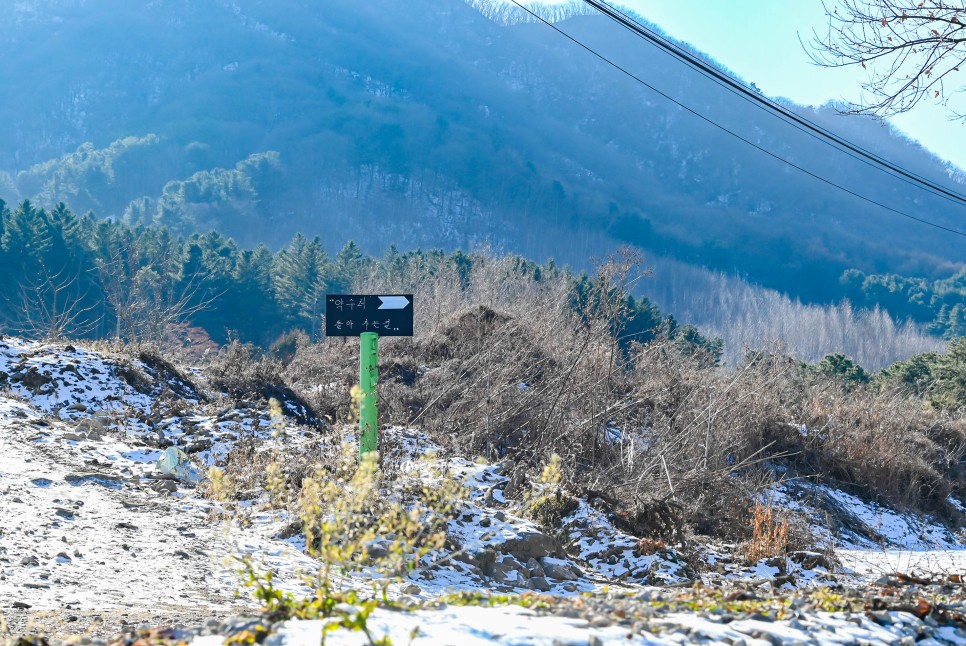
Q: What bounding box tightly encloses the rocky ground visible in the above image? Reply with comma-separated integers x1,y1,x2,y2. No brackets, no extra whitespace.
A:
2,337,966,645
12,582,966,645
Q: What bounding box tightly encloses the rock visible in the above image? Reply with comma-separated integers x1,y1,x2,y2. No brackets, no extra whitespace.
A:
401,583,421,595
19,367,53,392
55,508,76,520
528,576,552,592
499,532,560,561
61,433,85,442
12,601,31,609
21,556,39,566
65,473,125,489
526,557,545,577
150,479,177,494
868,611,894,626
542,560,579,581
185,439,213,454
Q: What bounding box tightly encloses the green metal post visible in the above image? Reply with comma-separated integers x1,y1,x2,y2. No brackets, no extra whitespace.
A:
359,331,379,457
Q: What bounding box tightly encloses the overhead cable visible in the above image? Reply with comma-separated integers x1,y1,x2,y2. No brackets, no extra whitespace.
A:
582,0,966,209
504,0,966,237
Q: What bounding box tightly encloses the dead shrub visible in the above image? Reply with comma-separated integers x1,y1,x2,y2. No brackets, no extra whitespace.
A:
207,421,344,511
778,382,964,514
137,344,206,400
268,329,311,365
635,537,668,556
206,341,321,427
743,502,789,563
273,248,966,545
527,491,579,529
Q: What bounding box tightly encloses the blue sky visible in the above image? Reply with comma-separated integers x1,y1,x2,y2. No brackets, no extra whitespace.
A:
623,0,965,170
625,0,966,168
516,0,965,170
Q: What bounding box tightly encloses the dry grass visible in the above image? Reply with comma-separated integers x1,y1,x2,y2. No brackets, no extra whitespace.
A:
743,502,790,563
206,248,966,543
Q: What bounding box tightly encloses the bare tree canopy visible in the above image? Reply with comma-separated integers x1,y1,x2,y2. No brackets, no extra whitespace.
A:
809,0,966,119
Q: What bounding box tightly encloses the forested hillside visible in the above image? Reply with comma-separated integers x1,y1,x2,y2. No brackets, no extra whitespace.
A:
0,198,696,351
0,0,963,336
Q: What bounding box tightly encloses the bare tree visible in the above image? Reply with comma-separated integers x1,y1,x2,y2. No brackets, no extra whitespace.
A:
808,0,966,119
11,260,100,341
96,248,217,347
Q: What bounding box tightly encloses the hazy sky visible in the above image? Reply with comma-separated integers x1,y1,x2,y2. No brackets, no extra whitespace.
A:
514,0,966,170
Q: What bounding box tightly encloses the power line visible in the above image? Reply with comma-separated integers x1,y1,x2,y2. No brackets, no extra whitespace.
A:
581,0,966,209
504,0,966,237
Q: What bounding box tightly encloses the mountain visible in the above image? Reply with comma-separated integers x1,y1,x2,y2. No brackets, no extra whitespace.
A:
1,0,963,307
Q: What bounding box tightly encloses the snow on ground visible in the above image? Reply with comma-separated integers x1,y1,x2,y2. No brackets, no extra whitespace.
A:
0,396,317,612
185,600,966,645
767,478,966,583
204,605,652,646
0,338,316,612
4,338,966,644
0,337,160,423
385,428,690,595
838,548,966,580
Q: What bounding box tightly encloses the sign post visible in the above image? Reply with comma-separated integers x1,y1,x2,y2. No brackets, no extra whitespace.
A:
325,294,414,459
359,331,379,456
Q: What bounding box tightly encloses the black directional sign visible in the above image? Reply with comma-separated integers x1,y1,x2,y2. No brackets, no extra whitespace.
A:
325,294,414,337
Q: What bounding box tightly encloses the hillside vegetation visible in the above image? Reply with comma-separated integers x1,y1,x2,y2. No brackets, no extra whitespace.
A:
0,198,945,371
3,194,961,526
0,0,963,336
232,252,966,536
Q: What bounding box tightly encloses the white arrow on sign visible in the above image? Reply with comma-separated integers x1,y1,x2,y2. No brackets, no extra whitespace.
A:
378,296,411,310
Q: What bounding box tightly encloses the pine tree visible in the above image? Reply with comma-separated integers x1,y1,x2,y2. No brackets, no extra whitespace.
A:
273,234,331,337
221,245,281,343
332,240,366,292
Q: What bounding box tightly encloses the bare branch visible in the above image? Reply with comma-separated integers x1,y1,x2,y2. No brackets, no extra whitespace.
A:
95,244,221,347
9,259,101,341
808,0,966,120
